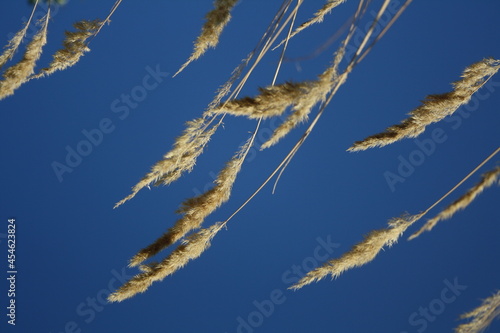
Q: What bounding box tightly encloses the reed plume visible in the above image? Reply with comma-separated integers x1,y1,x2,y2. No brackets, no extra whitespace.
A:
114,118,219,208
409,166,500,240
455,291,500,333
261,66,340,149
108,222,222,302
0,11,50,100
128,137,252,267
32,20,102,79
294,0,347,34
0,1,39,70
349,58,500,151
209,54,342,149
290,213,423,290
175,0,239,76
210,81,315,119
0,29,28,70
208,74,335,149
274,0,347,49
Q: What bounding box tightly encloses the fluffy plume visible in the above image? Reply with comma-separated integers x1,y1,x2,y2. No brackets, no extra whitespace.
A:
175,0,239,76
128,138,252,267
108,222,222,302
210,81,315,119
274,0,348,49
114,118,219,208
0,29,27,70
261,66,340,149
409,166,500,240
209,63,342,149
290,214,423,290
349,58,500,151
0,11,50,100
455,291,500,333
0,0,39,69
32,20,102,79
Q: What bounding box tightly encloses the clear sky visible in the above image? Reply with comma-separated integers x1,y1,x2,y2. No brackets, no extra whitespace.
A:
1,1,499,333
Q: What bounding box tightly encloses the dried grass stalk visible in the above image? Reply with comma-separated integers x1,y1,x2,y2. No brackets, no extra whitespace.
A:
210,81,315,119
0,29,28,70
114,118,219,208
210,63,342,149
32,20,102,79
128,138,252,267
409,166,500,240
0,0,39,69
175,0,239,76
261,66,340,148
349,58,500,151
108,222,222,302
0,11,50,100
455,291,500,333
275,0,347,49
290,213,423,290
0,31,28,71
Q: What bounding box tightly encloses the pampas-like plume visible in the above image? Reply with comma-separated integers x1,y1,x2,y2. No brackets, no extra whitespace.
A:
348,58,500,151
32,20,102,79
0,29,29,70
114,118,219,208
290,213,423,290
409,166,500,240
293,0,347,34
261,66,340,149
209,64,341,149
210,81,315,119
0,1,39,70
274,0,347,50
455,291,500,333
128,138,252,267
108,222,222,302
174,0,239,76
0,11,50,100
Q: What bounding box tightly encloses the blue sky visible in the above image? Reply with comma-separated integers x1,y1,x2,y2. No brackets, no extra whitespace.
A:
1,1,499,332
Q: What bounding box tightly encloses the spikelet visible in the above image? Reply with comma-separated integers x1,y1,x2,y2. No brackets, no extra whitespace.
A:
128,137,252,267
349,58,500,151
0,11,50,100
175,0,239,76
455,291,500,333
108,222,222,302
32,20,102,79
290,214,423,290
114,118,218,208
409,166,500,240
